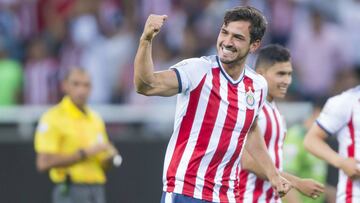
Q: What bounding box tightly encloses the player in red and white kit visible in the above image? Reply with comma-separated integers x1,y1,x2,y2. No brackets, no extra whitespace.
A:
304,85,360,203
239,44,324,203
134,6,291,203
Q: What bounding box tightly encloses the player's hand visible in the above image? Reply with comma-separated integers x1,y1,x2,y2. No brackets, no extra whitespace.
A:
84,143,110,157
269,174,292,198
294,178,324,199
339,158,360,180
141,14,168,41
106,143,119,158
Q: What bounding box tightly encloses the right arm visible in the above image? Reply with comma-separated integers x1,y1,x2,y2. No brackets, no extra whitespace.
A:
36,143,112,172
134,14,179,96
304,123,360,179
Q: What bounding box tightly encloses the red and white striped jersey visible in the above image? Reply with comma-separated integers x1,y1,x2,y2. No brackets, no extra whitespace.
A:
238,101,286,203
316,86,360,203
162,55,268,203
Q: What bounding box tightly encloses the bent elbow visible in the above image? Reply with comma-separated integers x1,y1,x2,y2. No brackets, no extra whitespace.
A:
135,87,152,96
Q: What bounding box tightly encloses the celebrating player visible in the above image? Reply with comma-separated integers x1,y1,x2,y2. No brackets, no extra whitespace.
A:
304,84,360,202
134,6,291,203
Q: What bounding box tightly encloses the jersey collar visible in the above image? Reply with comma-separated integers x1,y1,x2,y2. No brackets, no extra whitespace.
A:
216,56,245,85
60,96,90,119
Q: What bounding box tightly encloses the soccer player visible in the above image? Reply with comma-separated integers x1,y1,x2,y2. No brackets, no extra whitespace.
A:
304,84,360,202
134,6,291,203
239,44,324,203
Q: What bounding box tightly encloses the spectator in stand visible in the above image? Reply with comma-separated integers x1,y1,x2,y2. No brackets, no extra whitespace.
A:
24,38,59,105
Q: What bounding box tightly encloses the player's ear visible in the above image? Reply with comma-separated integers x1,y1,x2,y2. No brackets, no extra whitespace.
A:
249,39,261,53
256,67,266,75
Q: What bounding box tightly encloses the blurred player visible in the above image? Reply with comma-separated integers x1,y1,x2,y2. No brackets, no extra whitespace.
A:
304,84,360,202
34,68,119,203
239,44,324,203
282,102,327,203
134,6,291,203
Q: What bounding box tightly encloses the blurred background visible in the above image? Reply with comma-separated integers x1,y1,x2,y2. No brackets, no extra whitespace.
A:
0,0,359,202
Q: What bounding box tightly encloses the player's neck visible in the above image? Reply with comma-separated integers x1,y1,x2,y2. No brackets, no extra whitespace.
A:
222,62,245,81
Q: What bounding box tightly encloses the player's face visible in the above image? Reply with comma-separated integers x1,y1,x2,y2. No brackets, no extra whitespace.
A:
262,62,292,100
64,71,91,107
217,21,259,65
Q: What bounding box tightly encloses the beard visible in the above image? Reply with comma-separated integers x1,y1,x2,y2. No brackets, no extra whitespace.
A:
219,50,249,65
218,44,250,65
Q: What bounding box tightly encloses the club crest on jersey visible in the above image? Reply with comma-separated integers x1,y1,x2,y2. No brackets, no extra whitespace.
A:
245,88,255,108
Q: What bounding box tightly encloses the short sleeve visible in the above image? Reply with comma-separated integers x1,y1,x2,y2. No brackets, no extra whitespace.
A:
34,115,60,153
316,93,353,135
170,57,211,94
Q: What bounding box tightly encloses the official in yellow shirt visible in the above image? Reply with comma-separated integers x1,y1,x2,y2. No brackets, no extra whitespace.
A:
34,68,118,203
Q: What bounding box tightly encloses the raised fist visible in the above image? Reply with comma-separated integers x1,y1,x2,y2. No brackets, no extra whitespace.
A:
141,14,168,41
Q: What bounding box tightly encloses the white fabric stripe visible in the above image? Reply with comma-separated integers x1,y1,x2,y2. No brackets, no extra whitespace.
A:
273,105,286,171
193,69,228,200
172,72,213,193
242,173,256,202
336,170,347,202
162,104,185,190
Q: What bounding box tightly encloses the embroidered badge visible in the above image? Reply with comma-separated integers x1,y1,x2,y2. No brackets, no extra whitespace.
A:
245,87,255,108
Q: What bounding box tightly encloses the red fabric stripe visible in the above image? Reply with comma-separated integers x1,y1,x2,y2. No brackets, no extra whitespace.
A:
166,75,207,192
202,80,239,200
346,114,355,203
262,106,272,148
219,76,255,202
252,179,265,203
182,68,221,196
272,109,281,168
265,188,274,203
237,170,249,202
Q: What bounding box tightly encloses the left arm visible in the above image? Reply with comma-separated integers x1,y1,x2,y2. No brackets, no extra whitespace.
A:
242,147,324,199
245,120,292,197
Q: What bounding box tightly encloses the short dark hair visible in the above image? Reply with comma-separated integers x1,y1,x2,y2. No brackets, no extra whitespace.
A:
223,6,267,43
255,44,291,70
63,66,88,81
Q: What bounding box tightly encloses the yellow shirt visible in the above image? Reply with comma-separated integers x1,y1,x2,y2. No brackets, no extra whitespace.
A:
34,96,110,184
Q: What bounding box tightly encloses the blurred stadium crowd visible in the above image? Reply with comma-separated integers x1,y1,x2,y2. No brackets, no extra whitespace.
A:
0,0,360,107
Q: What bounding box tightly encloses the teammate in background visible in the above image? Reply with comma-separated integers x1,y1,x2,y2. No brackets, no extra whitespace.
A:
134,6,291,203
304,84,360,202
239,44,324,202
34,68,119,203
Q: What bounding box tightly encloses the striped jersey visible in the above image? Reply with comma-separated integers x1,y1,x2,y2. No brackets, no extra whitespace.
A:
316,86,360,203
238,101,286,203
162,55,268,203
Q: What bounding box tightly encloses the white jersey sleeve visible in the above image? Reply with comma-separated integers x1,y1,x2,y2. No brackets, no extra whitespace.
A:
255,74,268,119
170,57,211,94
316,93,353,135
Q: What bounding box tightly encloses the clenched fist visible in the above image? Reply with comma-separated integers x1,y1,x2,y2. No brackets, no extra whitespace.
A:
141,14,168,41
